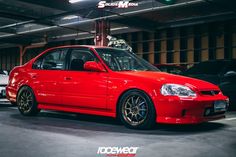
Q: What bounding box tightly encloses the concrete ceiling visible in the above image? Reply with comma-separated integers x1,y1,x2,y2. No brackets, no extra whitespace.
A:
0,0,235,49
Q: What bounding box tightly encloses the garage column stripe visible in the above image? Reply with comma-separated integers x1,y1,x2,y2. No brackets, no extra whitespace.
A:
160,30,167,64
201,26,209,61
216,25,225,59
137,32,143,58
233,25,236,59
173,28,180,64
149,32,155,64
187,27,194,64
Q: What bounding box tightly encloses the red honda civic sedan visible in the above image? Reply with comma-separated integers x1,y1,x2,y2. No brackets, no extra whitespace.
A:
6,45,228,129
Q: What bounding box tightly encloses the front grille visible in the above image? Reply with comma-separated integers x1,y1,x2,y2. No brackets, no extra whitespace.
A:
204,107,225,117
201,90,220,96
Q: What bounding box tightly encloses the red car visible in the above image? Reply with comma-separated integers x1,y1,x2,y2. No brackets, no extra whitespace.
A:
6,45,228,129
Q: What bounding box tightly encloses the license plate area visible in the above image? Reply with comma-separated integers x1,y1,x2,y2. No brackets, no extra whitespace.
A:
214,100,227,112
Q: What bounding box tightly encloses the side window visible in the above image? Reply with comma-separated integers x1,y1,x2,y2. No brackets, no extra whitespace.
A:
33,49,67,70
32,58,43,69
69,49,97,71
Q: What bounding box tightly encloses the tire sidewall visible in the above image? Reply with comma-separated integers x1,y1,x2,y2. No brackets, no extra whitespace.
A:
118,89,156,129
17,86,39,116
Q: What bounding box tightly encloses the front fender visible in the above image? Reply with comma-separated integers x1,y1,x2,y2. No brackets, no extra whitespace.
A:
107,76,160,114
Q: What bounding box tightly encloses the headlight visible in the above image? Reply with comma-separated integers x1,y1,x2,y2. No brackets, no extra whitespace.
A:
161,84,196,97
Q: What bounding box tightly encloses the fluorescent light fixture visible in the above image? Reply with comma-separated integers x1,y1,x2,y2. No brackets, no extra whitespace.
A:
23,24,35,28
69,0,81,3
62,15,79,20
0,33,15,38
31,41,47,46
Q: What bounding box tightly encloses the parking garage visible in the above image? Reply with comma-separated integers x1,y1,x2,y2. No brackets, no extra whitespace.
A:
0,0,236,157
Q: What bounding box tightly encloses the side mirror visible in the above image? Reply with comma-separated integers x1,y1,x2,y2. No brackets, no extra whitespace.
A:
224,71,236,77
84,61,106,72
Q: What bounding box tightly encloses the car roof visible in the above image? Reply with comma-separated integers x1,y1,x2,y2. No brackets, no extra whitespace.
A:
46,45,111,49
42,45,125,53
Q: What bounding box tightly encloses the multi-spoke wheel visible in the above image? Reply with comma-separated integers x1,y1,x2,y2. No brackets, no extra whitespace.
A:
119,90,156,129
17,86,40,116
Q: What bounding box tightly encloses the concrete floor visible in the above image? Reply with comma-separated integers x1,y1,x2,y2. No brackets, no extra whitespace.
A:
0,103,236,157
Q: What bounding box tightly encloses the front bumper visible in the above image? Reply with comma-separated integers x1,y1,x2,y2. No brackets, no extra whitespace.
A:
0,98,9,104
156,95,228,124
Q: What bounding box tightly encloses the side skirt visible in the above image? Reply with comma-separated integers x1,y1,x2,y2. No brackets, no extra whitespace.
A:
38,104,116,118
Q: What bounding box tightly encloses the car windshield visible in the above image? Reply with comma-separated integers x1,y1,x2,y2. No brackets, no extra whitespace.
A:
185,61,228,75
95,48,159,71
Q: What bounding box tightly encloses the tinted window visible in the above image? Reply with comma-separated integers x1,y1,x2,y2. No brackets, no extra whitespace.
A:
69,49,97,71
185,61,228,75
95,48,159,71
33,49,67,70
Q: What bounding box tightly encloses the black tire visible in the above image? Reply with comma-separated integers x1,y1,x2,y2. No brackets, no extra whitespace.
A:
17,86,40,116
10,101,17,106
118,89,156,129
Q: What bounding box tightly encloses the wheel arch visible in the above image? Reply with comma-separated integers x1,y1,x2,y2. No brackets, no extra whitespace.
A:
16,85,36,102
116,88,157,118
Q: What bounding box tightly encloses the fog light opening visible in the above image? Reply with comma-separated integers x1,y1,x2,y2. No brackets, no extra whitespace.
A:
205,109,211,116
182,109,186,117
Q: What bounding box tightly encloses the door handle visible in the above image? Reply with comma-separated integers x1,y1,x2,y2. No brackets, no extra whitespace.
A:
64,77,72,80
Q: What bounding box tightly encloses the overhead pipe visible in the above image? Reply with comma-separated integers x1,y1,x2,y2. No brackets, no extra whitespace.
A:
18,43,46,65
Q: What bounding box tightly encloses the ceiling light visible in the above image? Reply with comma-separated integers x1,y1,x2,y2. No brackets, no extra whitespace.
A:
62,15,79,20
69,0,81,3
31,41,47,46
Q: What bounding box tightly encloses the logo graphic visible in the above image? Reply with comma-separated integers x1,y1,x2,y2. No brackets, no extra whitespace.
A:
98,1,139,9
97,147,139,157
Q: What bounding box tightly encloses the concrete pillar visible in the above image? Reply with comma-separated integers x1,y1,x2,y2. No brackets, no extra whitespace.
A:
173,29,180,64
149,32,155,64
137,32,143,58
95,20,110,46
187,27,194,64
216,25,225,59
19,44,45,65
160,30,167,64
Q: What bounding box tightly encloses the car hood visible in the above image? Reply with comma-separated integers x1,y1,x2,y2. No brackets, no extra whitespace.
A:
119,71,219,91
0,74,9,85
